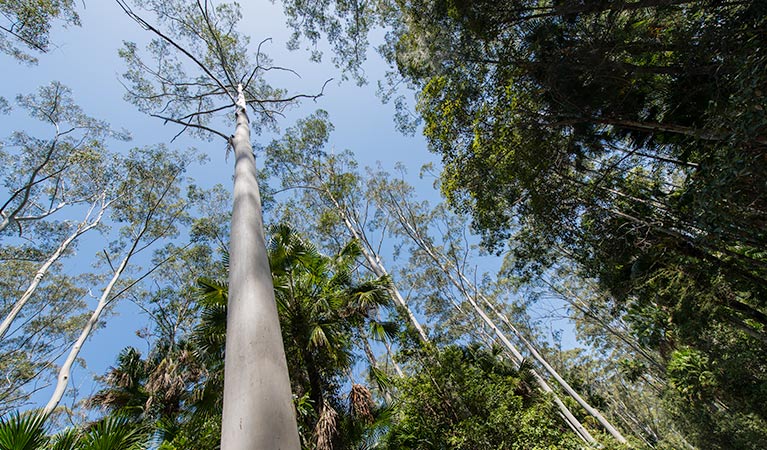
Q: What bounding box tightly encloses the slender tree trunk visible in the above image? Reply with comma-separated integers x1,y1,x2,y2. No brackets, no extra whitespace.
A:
445,271,597,444
220,85,300,450
361,331,394,403
325,195,429,343
484,296,628,443
335,198,596,443
383,336,405,378
0,195,108,340
43,249,131,416
380,203,606,444
386,201,628,443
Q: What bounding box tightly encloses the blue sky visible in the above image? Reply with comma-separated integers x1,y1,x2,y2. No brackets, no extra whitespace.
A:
1,0,440,408
1,0,577,412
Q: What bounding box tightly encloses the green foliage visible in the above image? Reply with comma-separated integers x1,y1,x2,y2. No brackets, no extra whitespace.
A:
280,0,398,84
0,412,149,450
355,1,767,445
281,0,767,444
0,0,80,63
383,345,582,449
0,82,126,413
89,224,394,449
0,411,46,450
666,348,716,403
72,416,148,450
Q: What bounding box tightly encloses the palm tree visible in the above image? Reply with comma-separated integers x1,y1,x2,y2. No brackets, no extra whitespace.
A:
88,224,394,448
191,224,395,449
0,411,47,450
55,416,148,450
88,343,204,445
0,411,148,450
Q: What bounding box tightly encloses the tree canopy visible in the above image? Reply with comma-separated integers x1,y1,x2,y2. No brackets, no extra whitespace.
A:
1,0,766,448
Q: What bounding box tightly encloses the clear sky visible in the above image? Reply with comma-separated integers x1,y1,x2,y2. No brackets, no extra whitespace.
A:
1,0,576,412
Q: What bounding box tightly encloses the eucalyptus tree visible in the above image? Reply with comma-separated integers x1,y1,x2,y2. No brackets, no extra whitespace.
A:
0,83,127,413
265,112,429,344
43,145,194,416
278,1,767,444
0,82,121,236
367,169,630,443
99,224,394,448
114,0,335,446
0,0,79,63
0,269,88,414
383,345,584,450
264,114,606,445
0,83,123,343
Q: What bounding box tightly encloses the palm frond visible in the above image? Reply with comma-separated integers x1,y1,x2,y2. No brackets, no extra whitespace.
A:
81,416,148,450
368,321,399,342
309,325,330,348
0,411,47,450
368,365,394,396
47,427,81,450
196,277,228,306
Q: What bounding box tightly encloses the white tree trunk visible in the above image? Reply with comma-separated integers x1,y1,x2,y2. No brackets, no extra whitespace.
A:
42,249,130,416
383,337,404,378
326,195,429,343
0,195,108,340
448,272,597,444
478,288,628,443
383,205,602,444
220,85,300,450
327,194,595,443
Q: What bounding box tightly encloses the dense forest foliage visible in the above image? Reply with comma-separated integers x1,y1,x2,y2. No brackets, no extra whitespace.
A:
0,0,765,449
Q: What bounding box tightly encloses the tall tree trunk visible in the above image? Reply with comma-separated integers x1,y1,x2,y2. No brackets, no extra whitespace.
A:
330,195,596,443
482,294,628,443
383,336,405,378
220,85,300,450
384,199,628,444
361,330,394,403
0,195,108,340
325,194,429,343
447,271,597,444
43,248,132,416
379,202,607,444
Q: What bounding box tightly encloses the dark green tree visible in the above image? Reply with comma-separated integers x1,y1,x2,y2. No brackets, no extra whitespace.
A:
383,344,583,450
281,1,767,445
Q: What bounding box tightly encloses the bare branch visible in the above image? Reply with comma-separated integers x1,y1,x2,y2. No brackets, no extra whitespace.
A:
150,113,229,141
116,0,235,104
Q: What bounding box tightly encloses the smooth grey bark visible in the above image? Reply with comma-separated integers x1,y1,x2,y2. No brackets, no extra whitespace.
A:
311,172,595,442
43,152,185,415
219,85,300,450
328,191,595,443
325,194,429,343
482,292,628,443
446,272,597,445
43,248,131,416
383,337,404,378
380,203,601,445
0,194,109,340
